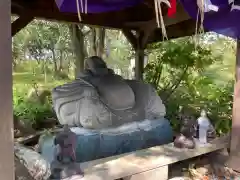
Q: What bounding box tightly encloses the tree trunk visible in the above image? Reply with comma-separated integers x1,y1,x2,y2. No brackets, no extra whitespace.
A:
36,58,41,64
90,28,97,56
59,50,63,72
69,24,85,76
12,60,17,71
51,49,58,73
97,28,105,57
90,28,105,57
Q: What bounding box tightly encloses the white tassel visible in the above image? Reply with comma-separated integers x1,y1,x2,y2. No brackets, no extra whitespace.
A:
85,0,88,14
194,0,205,48
76,0,82,21
154,0,171,40
76,0,88,22
80,0,84,12
196,0,205,33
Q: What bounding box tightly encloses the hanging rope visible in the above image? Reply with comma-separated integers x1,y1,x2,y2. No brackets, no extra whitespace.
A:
85,0,88,14
195,0,205,47
76,0,82,21
197,0,205,34
76,0,88,22
154,0,171,41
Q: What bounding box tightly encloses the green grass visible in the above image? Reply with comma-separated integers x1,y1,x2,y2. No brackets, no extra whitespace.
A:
13,61,70,99
12,62,71,127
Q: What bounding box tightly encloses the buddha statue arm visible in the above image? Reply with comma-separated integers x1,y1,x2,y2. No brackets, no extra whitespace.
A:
145,86,166,119
79,95,113,129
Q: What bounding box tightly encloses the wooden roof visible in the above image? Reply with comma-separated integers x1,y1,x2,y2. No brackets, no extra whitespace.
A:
11,0,197,43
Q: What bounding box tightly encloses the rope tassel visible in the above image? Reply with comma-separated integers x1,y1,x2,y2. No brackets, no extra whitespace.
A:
197,0,205,29
76,0,88,22
154,0,171,40
195,0,205,47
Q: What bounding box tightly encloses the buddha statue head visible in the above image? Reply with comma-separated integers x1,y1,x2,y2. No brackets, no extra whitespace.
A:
83,56,114,77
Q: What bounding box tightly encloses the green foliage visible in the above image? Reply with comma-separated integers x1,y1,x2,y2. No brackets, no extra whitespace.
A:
12,18,235,137
145,38,218,94
145,36,235,135
13,95,54,129
12,62,68,129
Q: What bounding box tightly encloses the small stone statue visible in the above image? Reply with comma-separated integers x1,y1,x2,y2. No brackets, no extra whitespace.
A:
174,107,196,149
49,125,84,179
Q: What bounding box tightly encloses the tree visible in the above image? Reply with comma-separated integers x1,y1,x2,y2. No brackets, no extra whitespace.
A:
69,25,108,77
89,27,105,57
21,20,71,77
69,24,87,76
144,37,218,102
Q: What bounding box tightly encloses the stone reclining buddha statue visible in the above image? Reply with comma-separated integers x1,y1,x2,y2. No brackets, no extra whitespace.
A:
39,56,173,164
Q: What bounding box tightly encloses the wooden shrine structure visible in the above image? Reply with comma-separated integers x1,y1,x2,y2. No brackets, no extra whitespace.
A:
0,0,239,179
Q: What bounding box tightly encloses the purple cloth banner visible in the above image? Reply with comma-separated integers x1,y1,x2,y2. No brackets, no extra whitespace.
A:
180,0,240,39
55,0,144,14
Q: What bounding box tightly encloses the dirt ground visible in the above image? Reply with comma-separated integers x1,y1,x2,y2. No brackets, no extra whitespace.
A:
169,150,240,180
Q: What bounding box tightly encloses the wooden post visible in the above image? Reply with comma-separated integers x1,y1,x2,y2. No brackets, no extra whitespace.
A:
134,31,145,80
0,0,14,179
122,30,147,80
228,40,240,172
135,46,144,80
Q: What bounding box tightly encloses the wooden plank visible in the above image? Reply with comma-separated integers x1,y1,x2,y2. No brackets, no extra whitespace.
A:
0,0,14,179
228,40,240,172
123,166,168,180
79,135,229,180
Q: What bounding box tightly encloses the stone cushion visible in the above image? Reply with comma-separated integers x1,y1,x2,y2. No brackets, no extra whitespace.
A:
39,118,173,163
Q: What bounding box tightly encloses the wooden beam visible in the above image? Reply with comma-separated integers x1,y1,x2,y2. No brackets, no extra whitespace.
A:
123,5,191,47
227,40,240,172
123,166,168,180
124,2,190,29
122,30,138,49
148,19,200,44
12,15,33,36
0,0,14,179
